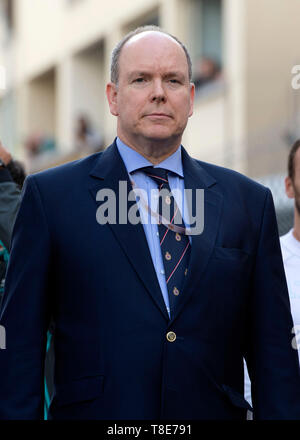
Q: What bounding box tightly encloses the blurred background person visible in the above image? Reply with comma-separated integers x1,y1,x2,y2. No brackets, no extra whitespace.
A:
281,139,300,353
0,141,22,252
6,159,26,190
244,139,300,412
0,140,53,419
0,141,23,305
75,115,104,155
24,132,56,158
193,56,222,90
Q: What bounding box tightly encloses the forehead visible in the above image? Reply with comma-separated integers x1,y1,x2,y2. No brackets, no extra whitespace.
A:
119,31,189,77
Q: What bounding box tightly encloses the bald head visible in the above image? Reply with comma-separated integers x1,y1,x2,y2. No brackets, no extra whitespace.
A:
110,25,192,84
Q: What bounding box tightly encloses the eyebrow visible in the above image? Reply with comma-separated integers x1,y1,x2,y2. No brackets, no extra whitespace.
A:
164,72,186,81
128,71,186,81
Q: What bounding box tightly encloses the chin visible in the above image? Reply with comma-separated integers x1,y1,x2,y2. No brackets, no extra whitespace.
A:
142,129,174,141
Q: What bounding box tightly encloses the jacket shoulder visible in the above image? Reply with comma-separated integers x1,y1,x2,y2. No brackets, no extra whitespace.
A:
26,152,103,188
195,159,269,196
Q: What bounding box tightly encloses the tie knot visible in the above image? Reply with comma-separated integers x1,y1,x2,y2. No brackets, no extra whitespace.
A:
141,166,169,187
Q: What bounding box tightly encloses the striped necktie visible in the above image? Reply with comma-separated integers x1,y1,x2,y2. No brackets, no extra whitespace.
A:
141,166,191,317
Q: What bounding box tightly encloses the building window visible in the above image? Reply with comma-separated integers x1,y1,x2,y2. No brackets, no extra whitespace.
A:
190,0,223,90
124,9,160,34
139,15,159,28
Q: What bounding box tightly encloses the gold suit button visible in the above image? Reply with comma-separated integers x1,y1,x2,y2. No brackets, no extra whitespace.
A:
173,287,180,296
166,331,176,342
165,251,171,261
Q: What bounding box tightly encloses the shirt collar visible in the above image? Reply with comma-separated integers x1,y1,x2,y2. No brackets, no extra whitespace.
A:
116,137,184,178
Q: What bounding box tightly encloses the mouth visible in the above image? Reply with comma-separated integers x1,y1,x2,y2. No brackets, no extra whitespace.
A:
145,113,172,119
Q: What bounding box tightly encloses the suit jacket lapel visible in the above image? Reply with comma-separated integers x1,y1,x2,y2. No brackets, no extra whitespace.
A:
87,142,223,323
170,147,223,323
88,141,169,321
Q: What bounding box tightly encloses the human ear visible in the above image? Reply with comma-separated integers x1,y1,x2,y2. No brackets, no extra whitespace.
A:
106,82,119,116
188,83,195,118
285,176,295,199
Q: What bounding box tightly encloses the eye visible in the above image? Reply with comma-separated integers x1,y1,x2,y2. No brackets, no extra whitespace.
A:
134,77,145,83
168,78,181,85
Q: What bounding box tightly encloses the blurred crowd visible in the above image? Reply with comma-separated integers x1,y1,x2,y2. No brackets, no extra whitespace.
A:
24,115,104,163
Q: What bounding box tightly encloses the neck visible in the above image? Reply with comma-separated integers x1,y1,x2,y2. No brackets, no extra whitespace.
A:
293,209,300,242
117,133,181,165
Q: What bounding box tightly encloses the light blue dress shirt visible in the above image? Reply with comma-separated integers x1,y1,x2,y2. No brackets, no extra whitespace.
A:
116,137,190,317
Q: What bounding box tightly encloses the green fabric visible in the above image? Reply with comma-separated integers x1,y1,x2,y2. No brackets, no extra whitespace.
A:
0,240,9,295
44,331,52,420
0,240,9,263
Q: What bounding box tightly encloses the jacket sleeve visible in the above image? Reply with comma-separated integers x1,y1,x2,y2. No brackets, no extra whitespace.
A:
0,168,21,250
244,188,300,420
0,175,52,419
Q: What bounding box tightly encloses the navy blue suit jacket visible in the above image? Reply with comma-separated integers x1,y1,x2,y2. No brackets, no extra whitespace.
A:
1,140,300,419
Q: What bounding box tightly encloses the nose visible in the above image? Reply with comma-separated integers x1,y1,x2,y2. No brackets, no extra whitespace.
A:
150,79,166,104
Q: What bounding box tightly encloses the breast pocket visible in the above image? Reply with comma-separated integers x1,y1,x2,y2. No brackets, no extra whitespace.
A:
207,247,254,305
211,246,252,262
53,375,105,407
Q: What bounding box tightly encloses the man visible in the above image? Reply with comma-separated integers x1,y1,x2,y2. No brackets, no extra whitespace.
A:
0,142,21,307
244,140,300,408
0,26,300,420
281,140,300,335
0,142,21,251
0,142,52,416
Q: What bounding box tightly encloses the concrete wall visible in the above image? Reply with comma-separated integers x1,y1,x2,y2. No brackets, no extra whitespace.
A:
245,0,300,178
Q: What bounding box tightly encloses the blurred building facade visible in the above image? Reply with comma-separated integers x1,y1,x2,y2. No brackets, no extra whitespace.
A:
0,0,299,232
